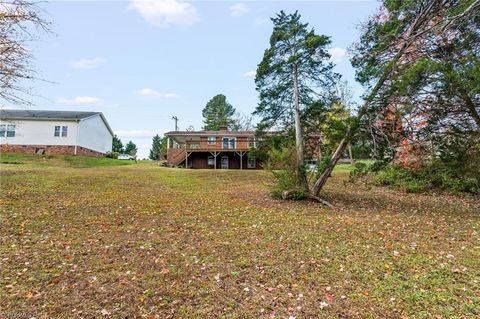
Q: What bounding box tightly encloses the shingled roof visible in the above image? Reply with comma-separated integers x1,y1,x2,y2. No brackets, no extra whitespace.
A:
0,109,100,120
0,109,114,136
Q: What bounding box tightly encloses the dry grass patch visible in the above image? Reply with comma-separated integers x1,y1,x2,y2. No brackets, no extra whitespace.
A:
1,158,479,318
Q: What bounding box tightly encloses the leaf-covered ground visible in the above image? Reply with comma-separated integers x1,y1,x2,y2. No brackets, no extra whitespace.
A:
1,156,479,318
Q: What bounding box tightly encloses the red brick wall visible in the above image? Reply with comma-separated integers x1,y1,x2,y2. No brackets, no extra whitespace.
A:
0,144,104,157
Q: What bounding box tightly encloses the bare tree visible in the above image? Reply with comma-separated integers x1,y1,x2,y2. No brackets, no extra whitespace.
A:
231,112,255,131
0,0,51,106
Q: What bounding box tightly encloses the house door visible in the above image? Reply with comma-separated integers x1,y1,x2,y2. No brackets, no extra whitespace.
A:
221,156,229,169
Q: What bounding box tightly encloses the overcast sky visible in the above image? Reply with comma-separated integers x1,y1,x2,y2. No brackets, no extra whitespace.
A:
13,0,379,158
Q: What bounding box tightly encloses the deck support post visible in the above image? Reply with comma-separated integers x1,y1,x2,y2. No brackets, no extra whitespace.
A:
185,151,192,168
235,151,245,170
210,151,218,169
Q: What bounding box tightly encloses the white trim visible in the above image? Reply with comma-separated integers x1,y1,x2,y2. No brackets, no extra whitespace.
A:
75,122,80,155
207,136,216,145
248,137,256,148
222,136,236,149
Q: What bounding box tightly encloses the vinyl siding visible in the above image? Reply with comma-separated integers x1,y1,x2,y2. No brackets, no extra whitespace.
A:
77,115,112,153
0,119,79,146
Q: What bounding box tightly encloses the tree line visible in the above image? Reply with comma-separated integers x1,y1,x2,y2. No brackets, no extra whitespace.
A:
252,1,479,201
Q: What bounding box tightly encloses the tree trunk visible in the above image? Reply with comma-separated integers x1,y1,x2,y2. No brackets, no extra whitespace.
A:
317,138,322,162
464,94,480,129
311,131,350,195
310,9,424,197
293,64,307,187
308,0,448,197
348,143,354,165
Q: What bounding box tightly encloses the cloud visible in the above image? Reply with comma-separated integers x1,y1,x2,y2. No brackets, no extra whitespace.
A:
115,130,165,139
242,70,256,77
229,3,249,17
328,47,347,63
71,57,106,69
56,96,104,106
136,88,180,98
129,0,199,27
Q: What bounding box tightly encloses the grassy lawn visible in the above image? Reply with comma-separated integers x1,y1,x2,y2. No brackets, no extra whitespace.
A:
1,155,479,318
0,153,135,168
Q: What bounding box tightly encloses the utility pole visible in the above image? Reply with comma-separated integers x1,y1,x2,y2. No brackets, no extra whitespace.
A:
171,116,179,131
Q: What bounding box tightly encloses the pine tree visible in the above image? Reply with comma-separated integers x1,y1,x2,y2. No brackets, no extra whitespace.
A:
149,134,164,160
112,135,124,153
124,141,137,157
202,94,236,130
254,10,338,187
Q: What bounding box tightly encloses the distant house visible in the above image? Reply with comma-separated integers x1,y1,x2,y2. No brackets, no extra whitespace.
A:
0,109,114,156
165,127,261,169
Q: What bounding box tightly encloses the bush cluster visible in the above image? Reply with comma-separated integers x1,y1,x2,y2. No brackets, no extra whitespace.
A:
265,145,309,200
105,151,119,159
350,161,480,195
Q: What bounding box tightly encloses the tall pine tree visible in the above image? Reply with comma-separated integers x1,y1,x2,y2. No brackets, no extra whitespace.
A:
202,94,236,130
254,11,338,187
149,134,166,160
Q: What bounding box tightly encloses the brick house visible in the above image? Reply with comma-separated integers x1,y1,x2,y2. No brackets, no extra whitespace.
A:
165,127,261,169
0,109,114,156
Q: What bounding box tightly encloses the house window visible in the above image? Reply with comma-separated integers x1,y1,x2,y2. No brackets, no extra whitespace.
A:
207,136,216,145
248,137,256,148
0,124,14,137
222,137,236,149
248,158,256,168
54,126,60,137
6,124,15,137
208,156,214,166
61,126,68,137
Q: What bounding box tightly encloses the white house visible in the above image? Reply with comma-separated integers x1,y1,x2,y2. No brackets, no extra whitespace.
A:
0,109,114,156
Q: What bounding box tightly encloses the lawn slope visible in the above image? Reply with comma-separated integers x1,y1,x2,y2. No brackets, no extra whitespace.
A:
0,153,135,169
1,160,479,318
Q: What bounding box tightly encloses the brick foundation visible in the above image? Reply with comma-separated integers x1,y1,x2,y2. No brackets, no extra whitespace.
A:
0,144,104,157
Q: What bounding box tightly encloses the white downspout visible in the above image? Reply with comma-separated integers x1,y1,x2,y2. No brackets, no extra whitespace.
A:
74,120,80,155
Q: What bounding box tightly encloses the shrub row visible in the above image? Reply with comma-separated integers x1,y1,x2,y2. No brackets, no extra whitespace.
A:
350,161,480,195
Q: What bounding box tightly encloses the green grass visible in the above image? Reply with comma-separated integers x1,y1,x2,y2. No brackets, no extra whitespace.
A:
0,152,135,168
1,157,479,318
332,163,355,173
